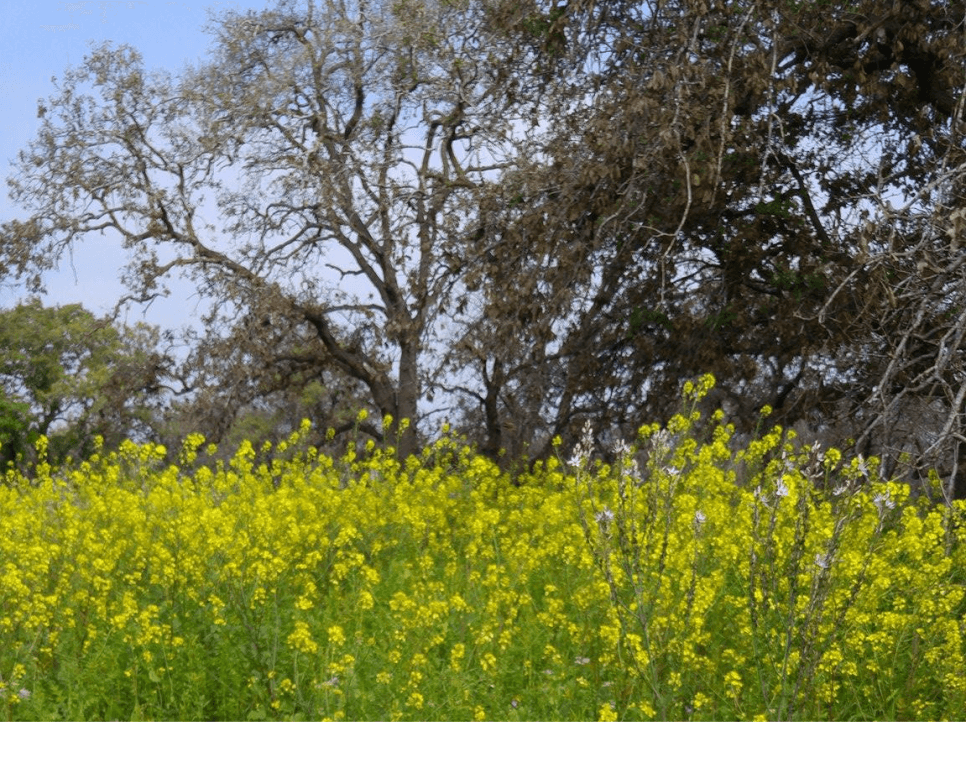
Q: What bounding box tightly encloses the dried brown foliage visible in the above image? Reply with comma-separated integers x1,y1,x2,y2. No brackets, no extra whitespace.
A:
462,0,966,493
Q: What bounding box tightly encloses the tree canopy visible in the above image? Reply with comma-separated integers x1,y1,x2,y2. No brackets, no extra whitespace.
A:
3,0,534,460
0,300,171,469
468,0,966,490
4,0,966,491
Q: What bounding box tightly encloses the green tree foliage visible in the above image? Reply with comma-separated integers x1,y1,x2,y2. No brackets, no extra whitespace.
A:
0,300,171,469
0,397,32,470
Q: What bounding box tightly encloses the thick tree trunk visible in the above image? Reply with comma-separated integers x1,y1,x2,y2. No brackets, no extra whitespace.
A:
393,339,421,461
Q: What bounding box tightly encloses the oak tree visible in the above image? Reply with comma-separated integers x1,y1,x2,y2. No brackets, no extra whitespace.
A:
468,0,966,492
2,0,526,460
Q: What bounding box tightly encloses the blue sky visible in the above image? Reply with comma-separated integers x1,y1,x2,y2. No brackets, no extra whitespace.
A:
0,1,270,327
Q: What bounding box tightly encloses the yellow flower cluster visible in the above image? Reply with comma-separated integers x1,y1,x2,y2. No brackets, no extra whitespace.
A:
1,392,964,721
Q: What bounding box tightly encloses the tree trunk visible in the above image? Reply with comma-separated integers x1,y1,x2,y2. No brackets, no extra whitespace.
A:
393,338,421,462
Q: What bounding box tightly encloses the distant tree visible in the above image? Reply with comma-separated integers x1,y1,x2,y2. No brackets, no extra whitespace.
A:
158,320,375,462
0,299,172,469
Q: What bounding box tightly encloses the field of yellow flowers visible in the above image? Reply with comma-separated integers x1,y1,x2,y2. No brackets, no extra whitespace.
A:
1,376,964,721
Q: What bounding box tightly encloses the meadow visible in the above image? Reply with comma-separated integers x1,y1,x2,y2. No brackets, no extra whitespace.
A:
1,375,964,721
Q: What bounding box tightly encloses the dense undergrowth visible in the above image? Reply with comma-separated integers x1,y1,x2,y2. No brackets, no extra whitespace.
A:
1,375,964,721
